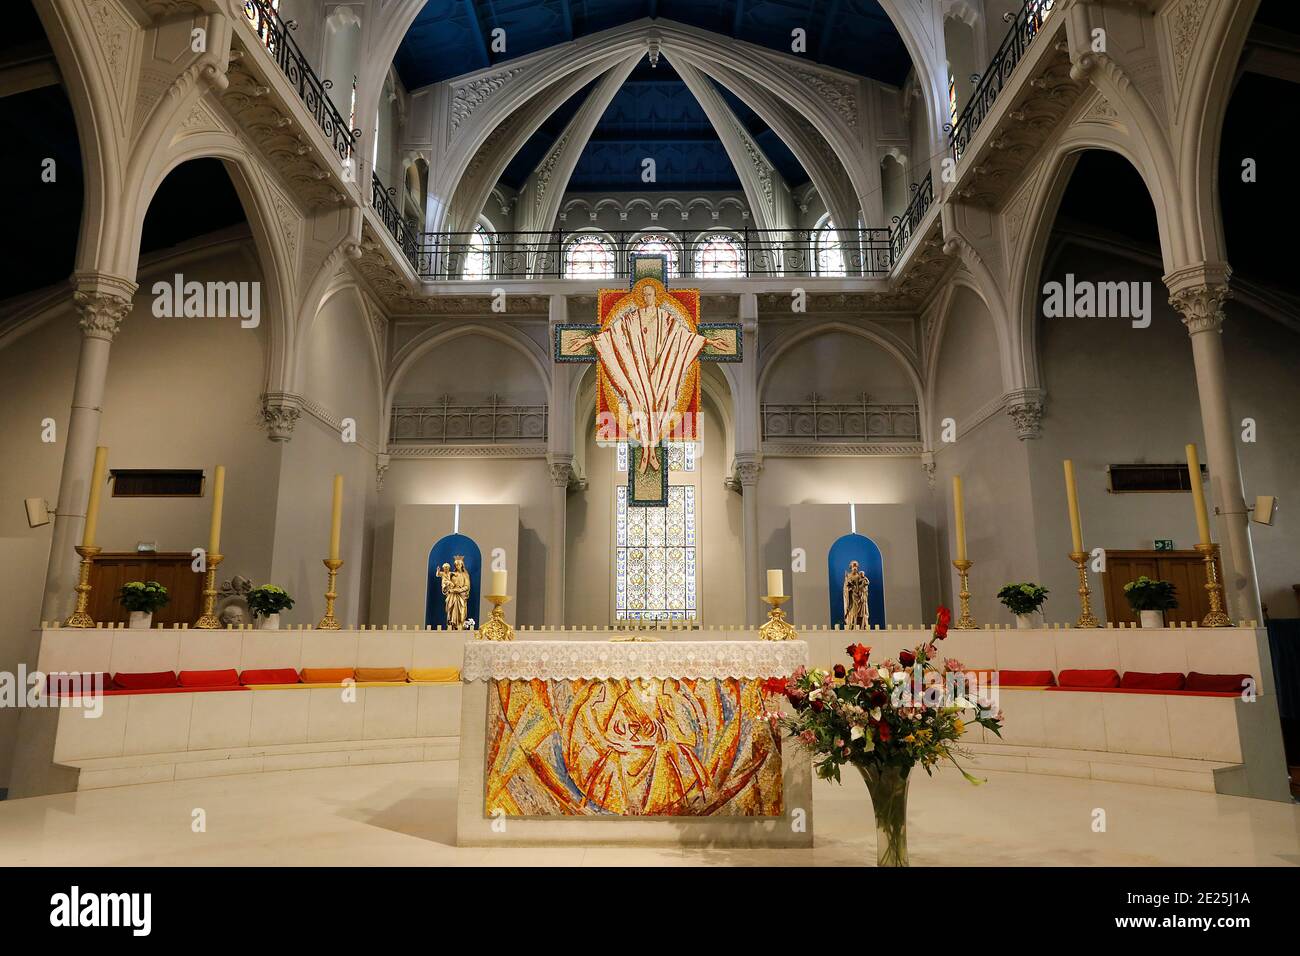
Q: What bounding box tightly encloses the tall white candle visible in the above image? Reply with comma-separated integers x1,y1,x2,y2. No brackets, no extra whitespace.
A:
81,446,109,549
491,569,508,595
207,465,225,556
766,569,784,598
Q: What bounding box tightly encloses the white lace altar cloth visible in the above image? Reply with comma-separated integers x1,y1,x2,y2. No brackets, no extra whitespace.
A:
461,640,807,682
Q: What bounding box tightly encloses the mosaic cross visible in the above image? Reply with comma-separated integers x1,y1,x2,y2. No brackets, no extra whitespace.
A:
554,254,741,505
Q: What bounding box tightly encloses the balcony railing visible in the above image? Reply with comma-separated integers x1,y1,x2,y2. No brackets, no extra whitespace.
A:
889,172,934,262
761,398,921,443
417,228,892,281
242,0,359,162
372,174,421,270
389,398,548,444
949,0,1058,164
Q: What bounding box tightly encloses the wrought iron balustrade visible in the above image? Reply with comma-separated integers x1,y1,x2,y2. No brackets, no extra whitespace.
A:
762,398,921,443
242,0,359,162
889,172,934,262
417,227,891,281
949,0,1058,165
371,174,421,270
389,398,548,444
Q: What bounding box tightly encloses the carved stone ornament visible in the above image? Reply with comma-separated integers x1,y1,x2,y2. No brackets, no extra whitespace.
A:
733,459,763,487
74,290,133,341
260,392,302,441
450,68,526,135
1169,284,1230,335
548,458,577,489
1004,390,1046,440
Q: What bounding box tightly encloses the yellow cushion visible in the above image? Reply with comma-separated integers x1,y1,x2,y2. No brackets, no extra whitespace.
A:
246,682,333,690
355,681,410,687
409,667,461,683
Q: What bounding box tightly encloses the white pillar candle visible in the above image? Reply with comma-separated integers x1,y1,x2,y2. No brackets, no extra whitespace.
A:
491,569,508,595
766,569,784,598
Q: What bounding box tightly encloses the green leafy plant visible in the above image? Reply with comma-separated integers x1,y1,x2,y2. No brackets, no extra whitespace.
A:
997,583,1049,616
247,585,295,618
118,581,170,614
1123,576,1177,612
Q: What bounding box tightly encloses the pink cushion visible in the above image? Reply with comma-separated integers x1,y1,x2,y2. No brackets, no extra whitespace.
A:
178,668,240,688
1057,669,1121,689
1185,672,1251,693
1119,671,1186,691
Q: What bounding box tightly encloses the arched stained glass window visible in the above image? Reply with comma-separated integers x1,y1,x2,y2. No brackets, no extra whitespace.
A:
693,233,745,278
628,234,680,278
564,234,615,279
816,217,846,277
463,222,492,280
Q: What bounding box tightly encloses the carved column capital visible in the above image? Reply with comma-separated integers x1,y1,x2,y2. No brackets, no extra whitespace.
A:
260,391,303,442
547,455,581,491
1004,388,1046,441
375,453,390,491
73,290,133,341
921,451,937,488
1168,284,1231,336
733,456,763,488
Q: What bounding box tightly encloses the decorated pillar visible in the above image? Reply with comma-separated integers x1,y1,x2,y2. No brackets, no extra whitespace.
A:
1165,264,1261,620
734,456,763,624
546,456,575,625
40,273,137,621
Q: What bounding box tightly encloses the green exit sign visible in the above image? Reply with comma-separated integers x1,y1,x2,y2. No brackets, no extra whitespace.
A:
1154,539,1174,551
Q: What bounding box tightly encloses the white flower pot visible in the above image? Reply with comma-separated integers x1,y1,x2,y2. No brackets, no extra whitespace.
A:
1016,613,1035,629
1139,609,1164,629
128,611,152,630
260,613,280,630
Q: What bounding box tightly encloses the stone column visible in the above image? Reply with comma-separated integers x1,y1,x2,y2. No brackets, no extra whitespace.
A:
1166,265,1261,621
734,456,763,624
546,455,575,626
40,274,137,621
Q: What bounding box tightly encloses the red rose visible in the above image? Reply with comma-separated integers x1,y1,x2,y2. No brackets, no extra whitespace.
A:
811,699,825,712
936,606,952,627
899,649,916,667
833,664,846,679
869,690,888,708
846,643,871,667
876,721,892,742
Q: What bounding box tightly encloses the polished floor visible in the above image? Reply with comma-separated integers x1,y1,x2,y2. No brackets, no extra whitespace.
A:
0,761,1297,866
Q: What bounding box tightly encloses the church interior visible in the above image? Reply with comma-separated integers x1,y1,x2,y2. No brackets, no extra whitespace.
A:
1,0,1298,876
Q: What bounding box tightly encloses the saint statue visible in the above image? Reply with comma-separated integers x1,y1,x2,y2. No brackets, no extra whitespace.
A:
436,556,471,629
566,279,730,475
843,560,870,629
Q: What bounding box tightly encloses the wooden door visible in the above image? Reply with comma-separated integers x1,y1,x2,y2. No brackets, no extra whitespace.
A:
1100,550,1224,625
87,553,205,626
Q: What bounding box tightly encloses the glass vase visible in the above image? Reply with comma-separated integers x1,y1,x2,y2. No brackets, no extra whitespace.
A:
858,763,911,867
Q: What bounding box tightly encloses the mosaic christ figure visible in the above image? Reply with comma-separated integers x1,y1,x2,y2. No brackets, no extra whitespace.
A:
566,279,730,474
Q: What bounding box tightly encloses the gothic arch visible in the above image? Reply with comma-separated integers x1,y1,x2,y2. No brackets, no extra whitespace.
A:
298,278,387,440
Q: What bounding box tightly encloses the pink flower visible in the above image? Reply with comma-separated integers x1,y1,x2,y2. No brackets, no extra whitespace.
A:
834,738,844,748
799,729,816,745
792,665,807,681
943,658,966,673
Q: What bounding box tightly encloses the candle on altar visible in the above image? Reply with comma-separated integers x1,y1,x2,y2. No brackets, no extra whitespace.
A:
81,446,109,549
329,474,343,560
1185,443,1212,546
1063,459,1084,554
491,569,507,595
767,569,784,598
952,475,968,561
207,465,225,556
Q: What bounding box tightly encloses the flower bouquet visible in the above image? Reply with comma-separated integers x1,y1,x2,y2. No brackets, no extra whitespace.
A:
118,581,170,629
764,606,1004,866
247,585,295,628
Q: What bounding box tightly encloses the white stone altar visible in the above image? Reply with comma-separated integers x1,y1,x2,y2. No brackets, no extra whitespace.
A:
455,640,813,847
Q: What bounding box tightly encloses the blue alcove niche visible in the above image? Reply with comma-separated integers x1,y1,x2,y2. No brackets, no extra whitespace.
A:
827,533,886,628
425,533,482,629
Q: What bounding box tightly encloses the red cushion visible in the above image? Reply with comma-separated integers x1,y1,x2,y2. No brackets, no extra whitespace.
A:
997,670,1056,687
1057,669,1121,688
1185,672,1251,693
1045,686,1239,697
240,668,300,685
179,668,240,688
112,671,178,690
1120,671,1186,691
101,685,247,695
47,672,113,694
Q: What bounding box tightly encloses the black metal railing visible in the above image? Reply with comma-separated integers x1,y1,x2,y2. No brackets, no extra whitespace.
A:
948,0,1058,165
762,397,921,442
390,398,548,444
889,172,934,261
416,228,892,281
372,174,421,270
242,0,359,162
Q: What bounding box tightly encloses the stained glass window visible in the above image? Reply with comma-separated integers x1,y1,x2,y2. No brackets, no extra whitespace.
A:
948,71,958,127
694,233,745,277
464,222,492,279
816,217,846,277
629,234,680,278
615,442,698,621
565,234,615,278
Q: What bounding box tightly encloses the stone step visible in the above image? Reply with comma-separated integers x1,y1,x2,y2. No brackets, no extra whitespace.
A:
952,741,1242,793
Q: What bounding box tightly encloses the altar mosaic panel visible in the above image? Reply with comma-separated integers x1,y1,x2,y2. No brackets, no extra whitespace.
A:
484,677,783,817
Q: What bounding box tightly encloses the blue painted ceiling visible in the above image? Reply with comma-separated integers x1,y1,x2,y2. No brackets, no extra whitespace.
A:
395,1,911,90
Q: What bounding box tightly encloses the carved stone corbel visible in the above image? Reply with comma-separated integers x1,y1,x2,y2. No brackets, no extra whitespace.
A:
260,391,303,442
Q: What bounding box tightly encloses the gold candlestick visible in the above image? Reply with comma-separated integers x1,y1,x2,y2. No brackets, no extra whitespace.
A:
65,545,102,628
194,553,224,628
478,593,514,641
1194,543,1232,627
952,559,976,629
759,594,797,641
318,558,343,629
1069,551,1101,627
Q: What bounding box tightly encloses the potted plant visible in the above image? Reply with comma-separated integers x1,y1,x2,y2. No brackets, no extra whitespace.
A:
1123,576,1177,629
118,581,169,629
247,585,295,629
767,607,1004,866
997,583,1049,629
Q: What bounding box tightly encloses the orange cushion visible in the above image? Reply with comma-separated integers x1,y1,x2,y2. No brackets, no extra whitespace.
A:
998,670,1056,687
299,667,355,684
1120,671,1185,691
179,668,240,688
355,666,407,683
1057,669,1120,688
240,668,301,685
113,671,178,690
